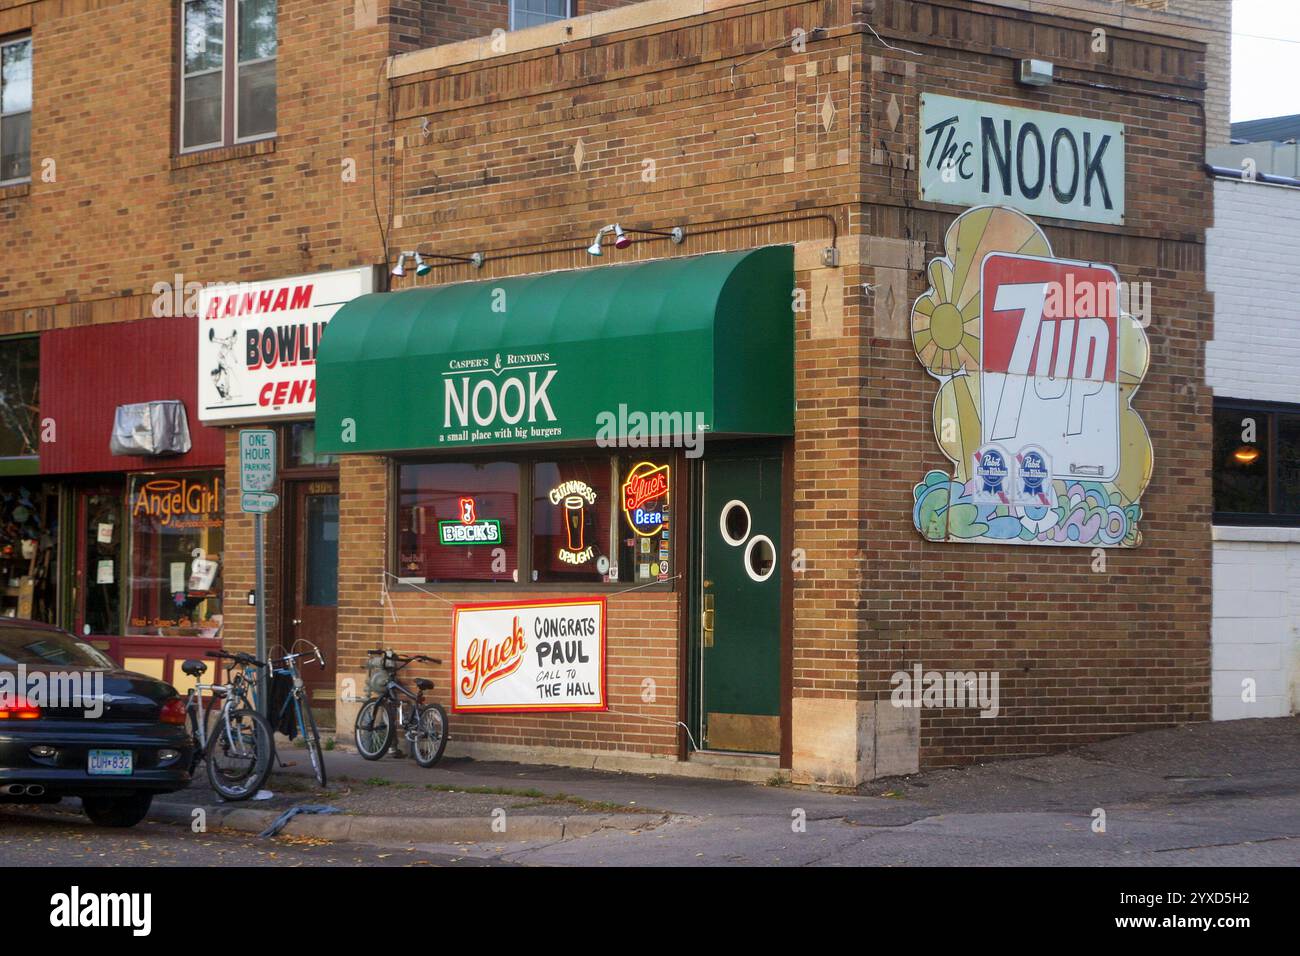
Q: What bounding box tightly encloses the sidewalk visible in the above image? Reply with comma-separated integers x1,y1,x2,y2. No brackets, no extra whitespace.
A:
134,716,1300,864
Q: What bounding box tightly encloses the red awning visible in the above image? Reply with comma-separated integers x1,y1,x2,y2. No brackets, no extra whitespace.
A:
40,317,225,474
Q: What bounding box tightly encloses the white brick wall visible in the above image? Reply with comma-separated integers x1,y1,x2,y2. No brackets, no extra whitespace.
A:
1206,178,1300,405
1207,179,1300,720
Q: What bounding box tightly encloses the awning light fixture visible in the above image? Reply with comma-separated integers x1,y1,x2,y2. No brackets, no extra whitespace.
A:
393,250,485,278
587,223,685,257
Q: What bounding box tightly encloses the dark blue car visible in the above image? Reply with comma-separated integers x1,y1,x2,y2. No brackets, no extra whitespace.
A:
0,619,193,827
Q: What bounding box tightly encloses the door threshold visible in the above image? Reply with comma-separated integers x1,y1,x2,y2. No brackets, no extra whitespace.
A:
689,750,780,769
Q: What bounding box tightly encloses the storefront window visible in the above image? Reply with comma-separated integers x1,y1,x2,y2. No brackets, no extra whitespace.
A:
397,461,519,584
126,472,224,638
82,491,122,636
531,458,613,583
0,481,58,623
1213,402,1300,524
0,336,39,460
615,458,673,585
393,454,674,587
286,423,337,469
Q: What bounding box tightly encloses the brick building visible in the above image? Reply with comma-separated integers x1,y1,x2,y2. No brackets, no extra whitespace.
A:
0,0,1226,786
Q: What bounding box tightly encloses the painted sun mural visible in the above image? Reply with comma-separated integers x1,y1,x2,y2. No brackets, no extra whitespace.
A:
910,206,1154,548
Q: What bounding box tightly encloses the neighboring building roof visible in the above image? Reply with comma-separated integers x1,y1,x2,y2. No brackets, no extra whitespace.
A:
1231,114,1300,143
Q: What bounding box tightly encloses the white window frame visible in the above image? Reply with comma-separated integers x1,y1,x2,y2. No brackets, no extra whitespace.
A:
179,0,276,154
233,0,276,145
509,0,573,32
0,34,32,186
179,0,226,154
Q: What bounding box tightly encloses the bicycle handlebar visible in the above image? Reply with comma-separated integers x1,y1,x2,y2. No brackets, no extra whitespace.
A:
208,649,267,668
366,649,442,667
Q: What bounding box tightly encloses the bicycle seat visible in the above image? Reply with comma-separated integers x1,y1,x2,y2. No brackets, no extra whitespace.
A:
181,659,207,677
414,677,434,691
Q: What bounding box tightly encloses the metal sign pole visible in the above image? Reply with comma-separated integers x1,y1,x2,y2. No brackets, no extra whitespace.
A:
239,428,278,718
254,511,268,717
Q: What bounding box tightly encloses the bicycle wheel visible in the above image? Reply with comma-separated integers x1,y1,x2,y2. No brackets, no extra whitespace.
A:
412,702,449,768
354,699,393,760
300,698,327,788
205,708,274,800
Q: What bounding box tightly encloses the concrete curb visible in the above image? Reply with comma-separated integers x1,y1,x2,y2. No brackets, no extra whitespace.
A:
147,800,668,845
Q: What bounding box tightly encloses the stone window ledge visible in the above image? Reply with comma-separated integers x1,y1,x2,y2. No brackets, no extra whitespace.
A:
171,138,276,171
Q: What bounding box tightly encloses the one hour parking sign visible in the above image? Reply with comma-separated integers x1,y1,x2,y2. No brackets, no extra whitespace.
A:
239,429,277,493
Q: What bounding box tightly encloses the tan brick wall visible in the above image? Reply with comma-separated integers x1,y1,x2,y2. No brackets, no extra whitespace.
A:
0,0,392,321
374,0,1212,766
0,0,1215,771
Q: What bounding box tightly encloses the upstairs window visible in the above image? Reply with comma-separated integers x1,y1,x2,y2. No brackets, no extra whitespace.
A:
180,0,276,153
1213,400,1300,525
0,34,31,185
510,0,571,30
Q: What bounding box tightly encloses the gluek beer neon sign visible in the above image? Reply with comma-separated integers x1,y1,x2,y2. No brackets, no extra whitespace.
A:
621,462,669,537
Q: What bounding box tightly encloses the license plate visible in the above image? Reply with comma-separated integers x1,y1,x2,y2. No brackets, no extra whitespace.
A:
88,750,133,776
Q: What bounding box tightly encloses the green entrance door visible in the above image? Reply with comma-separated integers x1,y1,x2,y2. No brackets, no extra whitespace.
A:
699,449,783,754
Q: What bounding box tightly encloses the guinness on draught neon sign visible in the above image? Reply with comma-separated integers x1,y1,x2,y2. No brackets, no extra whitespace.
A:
622,462,669,537
549,480,597,565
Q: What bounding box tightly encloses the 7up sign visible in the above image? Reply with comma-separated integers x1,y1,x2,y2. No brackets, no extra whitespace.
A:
980,253,1120,481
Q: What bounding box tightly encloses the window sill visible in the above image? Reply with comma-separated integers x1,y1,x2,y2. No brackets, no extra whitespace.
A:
1212,524,1300,544
387,580,677,595
0,181,30,201
172,138,276,170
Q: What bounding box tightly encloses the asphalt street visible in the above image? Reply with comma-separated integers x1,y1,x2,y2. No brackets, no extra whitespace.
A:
3,718,1297,867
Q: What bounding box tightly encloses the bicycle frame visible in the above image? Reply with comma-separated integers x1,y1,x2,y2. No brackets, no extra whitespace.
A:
186,660,260,759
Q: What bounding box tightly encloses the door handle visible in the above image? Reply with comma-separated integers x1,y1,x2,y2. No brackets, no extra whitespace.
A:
702,594,714,648
292,619,302,626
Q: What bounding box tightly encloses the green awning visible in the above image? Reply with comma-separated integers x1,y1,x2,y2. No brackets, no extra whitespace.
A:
316,247,793,454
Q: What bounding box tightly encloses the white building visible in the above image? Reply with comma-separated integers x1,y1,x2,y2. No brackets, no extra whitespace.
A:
1205,138,1300,720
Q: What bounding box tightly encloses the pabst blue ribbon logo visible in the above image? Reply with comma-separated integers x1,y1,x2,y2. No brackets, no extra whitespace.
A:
976,447,1009,499
1018,449,1049,500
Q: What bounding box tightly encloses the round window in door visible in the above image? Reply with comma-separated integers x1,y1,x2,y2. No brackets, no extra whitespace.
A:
744,534,776,582
719,499,751,546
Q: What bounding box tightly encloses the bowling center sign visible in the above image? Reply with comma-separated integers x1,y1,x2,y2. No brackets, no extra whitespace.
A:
451,597,607,713
197,266,374,423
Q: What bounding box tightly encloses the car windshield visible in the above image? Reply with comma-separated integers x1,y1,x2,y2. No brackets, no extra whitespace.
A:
0,627,117,669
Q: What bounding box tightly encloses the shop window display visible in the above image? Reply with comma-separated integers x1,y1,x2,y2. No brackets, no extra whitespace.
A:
394,455,672,587
0,482,58,623
397,461,519,584
126,472,224,637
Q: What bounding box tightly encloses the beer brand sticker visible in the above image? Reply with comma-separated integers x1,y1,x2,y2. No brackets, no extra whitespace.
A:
974,446,1010,503
1014,447,1053,506
451,597,607,713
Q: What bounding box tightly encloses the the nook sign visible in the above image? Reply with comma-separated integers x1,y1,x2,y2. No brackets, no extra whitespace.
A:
919,94,1125,225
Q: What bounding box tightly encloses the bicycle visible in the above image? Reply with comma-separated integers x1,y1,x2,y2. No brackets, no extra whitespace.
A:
179,650,275,801
266,641,328,788
353,649,449,768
